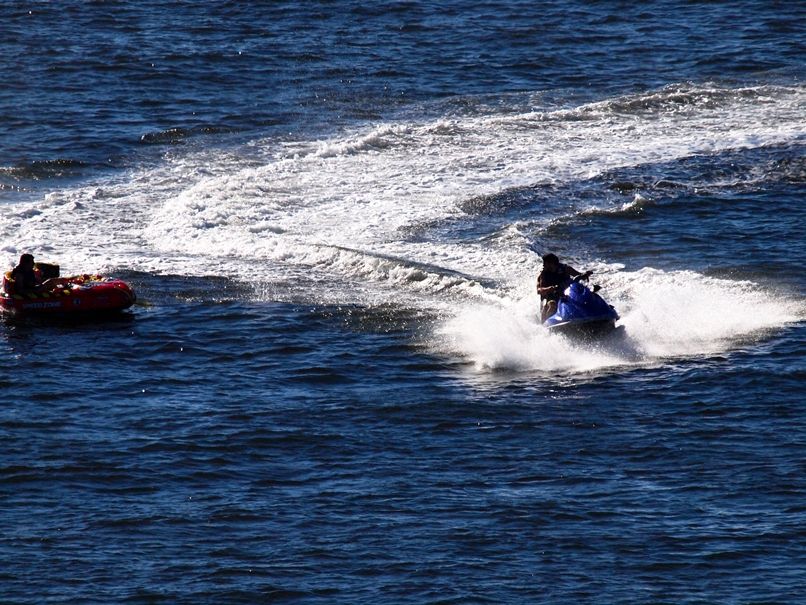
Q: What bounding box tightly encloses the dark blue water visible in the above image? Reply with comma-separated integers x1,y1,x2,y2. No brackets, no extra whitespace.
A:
2,1,805,603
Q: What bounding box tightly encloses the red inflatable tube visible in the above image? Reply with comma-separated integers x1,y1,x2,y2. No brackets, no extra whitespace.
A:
1,273,136,315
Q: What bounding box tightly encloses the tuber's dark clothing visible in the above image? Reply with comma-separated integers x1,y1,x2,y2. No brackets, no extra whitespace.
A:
10,264,38,293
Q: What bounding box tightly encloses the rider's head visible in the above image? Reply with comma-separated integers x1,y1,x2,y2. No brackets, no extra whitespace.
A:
542,253,559,271
19,253,34,268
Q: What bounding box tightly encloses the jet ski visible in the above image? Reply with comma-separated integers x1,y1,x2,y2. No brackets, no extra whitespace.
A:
542,274,620,338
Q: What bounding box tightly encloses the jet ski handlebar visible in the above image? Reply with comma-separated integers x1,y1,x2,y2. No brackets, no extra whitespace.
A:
571,271,603,292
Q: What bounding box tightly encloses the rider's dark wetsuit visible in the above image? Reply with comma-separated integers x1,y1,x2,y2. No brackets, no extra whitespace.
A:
538,263,582,322
538,263,580,302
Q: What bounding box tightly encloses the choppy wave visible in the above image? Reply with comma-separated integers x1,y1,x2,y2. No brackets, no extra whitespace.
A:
583,83,783,115
0,158,90,181
139,125,235,145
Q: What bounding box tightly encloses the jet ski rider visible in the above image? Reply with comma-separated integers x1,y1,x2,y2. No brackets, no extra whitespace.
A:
537,253,592,322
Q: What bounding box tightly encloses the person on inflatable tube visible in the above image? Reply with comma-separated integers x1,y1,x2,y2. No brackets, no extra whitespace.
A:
9,253,68,295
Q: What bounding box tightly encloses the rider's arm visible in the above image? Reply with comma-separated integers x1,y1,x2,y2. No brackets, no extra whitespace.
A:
566,265,593,280
537,274,558,297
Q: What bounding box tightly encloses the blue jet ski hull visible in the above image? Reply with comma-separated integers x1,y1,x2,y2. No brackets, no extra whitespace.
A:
544,316,618,337
543,280,620,338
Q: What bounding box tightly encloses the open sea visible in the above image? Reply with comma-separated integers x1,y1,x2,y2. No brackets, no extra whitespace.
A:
1,1,805,603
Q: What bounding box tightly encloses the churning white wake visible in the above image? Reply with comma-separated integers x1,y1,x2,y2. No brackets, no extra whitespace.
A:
439,267,804,373
4,83,803,285
2,83,804,370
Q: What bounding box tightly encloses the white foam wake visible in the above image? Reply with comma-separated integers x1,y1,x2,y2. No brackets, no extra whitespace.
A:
437,268,804,374
3,84,803,289
1,83,803,358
